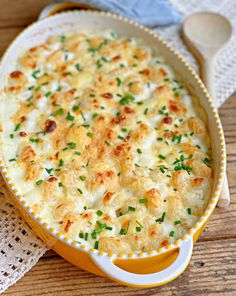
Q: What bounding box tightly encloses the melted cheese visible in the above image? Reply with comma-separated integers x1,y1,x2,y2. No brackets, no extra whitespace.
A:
0,30,213,253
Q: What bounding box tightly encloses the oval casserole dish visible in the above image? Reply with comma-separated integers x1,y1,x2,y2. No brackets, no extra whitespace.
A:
0,11,226,288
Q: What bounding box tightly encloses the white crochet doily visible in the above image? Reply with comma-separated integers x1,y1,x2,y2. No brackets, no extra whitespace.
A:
1,0,236,293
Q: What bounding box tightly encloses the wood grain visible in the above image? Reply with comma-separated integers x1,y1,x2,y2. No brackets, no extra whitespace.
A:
3,238,236,296
1,1,236,295
0,0,52,28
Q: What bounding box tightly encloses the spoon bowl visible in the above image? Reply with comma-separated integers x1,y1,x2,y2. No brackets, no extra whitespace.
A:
183,12,232,57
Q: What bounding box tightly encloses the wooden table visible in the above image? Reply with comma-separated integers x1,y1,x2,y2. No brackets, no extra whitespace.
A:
2,1,236,295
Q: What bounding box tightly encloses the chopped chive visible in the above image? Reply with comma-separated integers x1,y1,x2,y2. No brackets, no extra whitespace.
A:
203,157,212,167
159,105,168,115
56,85,62,92
94,241,99,249
96,60,103,69
92,113,98,119
36,179,43,185
101,56,108,62
157,137,163,141
79,176,86,181
119,93,135,105
55,108,64,115
156,212,166,223
79,232,84,239
75,63,81,71
174,220,181,225
161,212,166,222
96,221,106,229
45,168,53,175
187,208,192,215
169,230,175,237
160,166,167,173
158,154,166,160
144,108,149,115
66,112,75,121
45,91,52,97
136,226,141,232
67,142,76,149
58,182,63,187
59,159,64,166
14,123,21,131
84,233,88,241
91,231,97,239
77,188,83,194
75,151,81,156
96,210,103,216
121,128,128,132
172,135,182,144
29,137,39,143
117,135,124,140
105,226,113,230
128,206,136,212
28,85,34,90
180,155,185,161
116,77,122,87
59,35,66,42
136,220,143,228
32,69,41,79
139,198,148,204
72,104,80,112
86,132,93,138
10,134,14,139
119,228,126,235
137,148,142,154
9,158,16,162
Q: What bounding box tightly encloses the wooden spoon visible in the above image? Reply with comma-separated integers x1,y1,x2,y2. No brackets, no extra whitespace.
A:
182,12,232,207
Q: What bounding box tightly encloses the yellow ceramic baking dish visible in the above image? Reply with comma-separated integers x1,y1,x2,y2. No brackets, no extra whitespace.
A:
0,11,226,288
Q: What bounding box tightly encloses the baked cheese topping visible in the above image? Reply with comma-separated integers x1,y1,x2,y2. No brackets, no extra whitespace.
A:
0,30,213,253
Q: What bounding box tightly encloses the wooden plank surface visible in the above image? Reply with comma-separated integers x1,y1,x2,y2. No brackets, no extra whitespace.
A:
3,238,236,296
1,1,236,295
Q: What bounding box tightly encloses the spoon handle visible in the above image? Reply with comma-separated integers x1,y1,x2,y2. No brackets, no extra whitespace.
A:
201,58,216,104
200,58,230,208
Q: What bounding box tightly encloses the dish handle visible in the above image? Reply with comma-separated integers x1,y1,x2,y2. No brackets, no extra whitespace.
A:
90,236,193,288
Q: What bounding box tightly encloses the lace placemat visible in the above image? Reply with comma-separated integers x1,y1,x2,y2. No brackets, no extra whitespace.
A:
1,0,236,293
0,177,47,293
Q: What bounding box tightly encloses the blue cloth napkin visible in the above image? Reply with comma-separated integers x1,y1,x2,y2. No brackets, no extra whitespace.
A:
58,0,180,27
